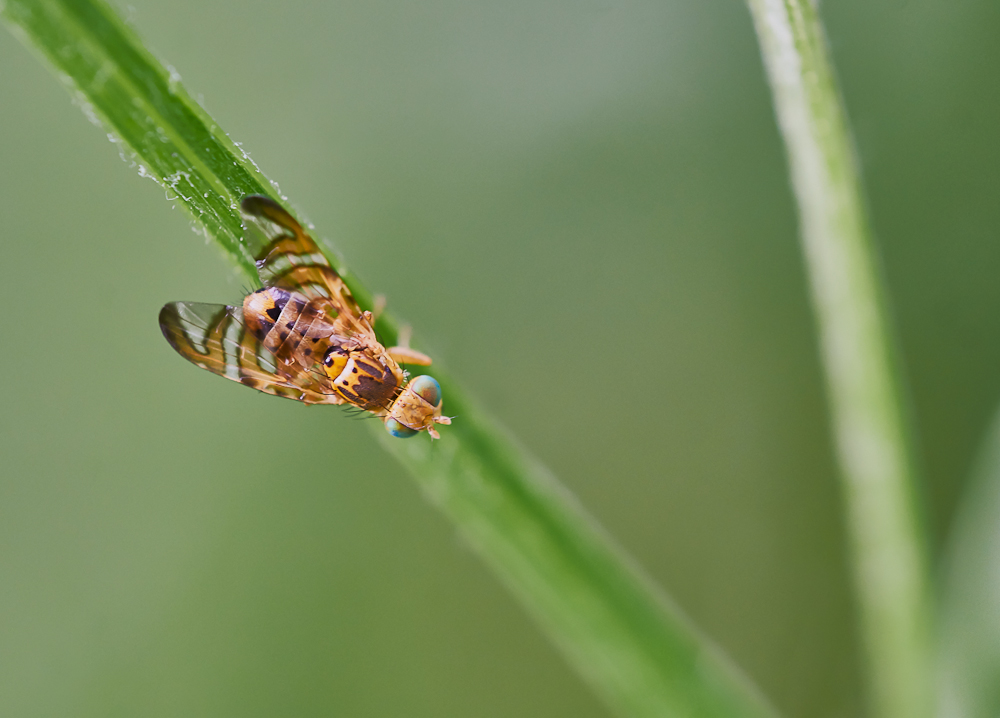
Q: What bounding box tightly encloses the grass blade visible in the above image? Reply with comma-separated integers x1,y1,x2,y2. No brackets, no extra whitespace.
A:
938,408,1000,718
3,0,779,715
745,2,933,717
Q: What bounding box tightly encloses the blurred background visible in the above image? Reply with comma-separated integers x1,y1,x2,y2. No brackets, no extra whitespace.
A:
1,1,999,716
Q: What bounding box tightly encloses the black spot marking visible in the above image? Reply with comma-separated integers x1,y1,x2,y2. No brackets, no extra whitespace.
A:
251,319,274,340
323,347,348,367
265,307,281,321
279,331,288,341
352,367,358,374
287,321,295,328
304,349,312,357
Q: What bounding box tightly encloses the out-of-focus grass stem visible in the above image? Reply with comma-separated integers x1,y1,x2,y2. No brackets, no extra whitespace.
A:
746,2,933,717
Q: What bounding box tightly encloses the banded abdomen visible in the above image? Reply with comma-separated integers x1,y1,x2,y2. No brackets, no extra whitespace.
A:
243,287,340,372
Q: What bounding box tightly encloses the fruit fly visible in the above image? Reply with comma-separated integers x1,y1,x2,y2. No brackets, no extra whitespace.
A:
159,195,451,439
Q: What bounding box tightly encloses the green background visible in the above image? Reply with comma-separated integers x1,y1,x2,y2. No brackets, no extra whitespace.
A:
1,1,998,716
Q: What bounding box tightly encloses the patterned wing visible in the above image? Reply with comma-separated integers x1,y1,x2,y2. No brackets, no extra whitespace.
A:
241,196,363,316
159,301,344,405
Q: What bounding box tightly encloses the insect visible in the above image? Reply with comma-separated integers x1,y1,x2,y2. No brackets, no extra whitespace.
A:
159,195,451,439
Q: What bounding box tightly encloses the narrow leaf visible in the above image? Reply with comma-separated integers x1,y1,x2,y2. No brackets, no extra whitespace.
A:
3,0,779,716
745,2,933,717
938,408,1000,718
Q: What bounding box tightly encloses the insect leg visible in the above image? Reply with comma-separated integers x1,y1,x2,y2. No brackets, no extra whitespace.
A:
372,294,387,322
384,322,432,365
387,345,432,366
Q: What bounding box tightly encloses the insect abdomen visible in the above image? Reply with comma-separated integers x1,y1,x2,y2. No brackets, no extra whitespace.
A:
243,287,292,340
244,288,339,369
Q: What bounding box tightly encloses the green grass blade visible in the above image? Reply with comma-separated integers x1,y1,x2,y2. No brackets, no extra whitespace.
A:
2,0,779,715
745,2,933,717
938,408,1000,718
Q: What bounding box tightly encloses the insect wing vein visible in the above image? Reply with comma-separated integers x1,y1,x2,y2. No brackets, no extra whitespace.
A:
159,301,340,404
241,195,363,321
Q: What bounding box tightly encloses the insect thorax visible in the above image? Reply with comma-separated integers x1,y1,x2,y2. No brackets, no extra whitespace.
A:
323,346,404,412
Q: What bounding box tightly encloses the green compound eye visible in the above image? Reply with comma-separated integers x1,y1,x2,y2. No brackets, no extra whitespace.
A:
409,375,442,407
385,417,419,438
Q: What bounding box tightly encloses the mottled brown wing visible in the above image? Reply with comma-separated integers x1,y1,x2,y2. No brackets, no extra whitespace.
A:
241,196,363,317
158,301,344,405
